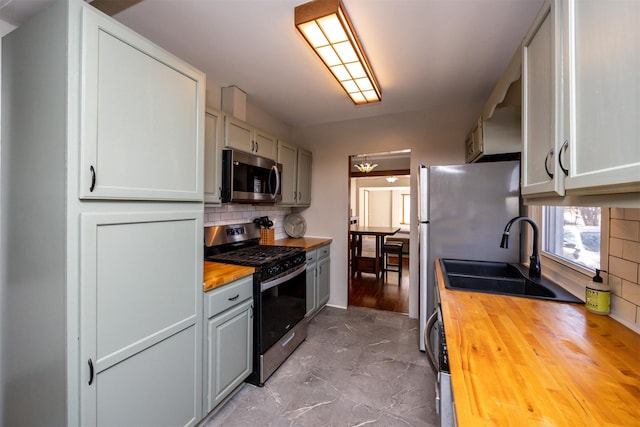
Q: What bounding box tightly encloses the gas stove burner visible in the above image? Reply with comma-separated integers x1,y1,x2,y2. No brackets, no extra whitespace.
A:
207,245,303,267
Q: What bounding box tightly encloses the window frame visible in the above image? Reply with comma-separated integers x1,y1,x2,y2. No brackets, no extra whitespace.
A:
525,205,609,299
400,193,410,225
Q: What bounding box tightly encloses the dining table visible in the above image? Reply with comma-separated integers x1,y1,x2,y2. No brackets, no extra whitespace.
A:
349,225,401,279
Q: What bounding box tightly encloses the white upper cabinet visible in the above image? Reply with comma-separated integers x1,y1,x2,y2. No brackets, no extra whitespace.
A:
204,109,223,205
561,0,640,195
522,1,564,197
224,115,277,160
522,0,640,201
79,8,205,201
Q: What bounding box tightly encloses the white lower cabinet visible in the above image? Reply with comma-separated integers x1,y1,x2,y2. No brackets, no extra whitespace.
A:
204,276,253,414
306,244,331,317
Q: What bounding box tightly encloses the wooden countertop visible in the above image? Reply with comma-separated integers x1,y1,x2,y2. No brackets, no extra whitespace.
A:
202,237,330,292
271,237,332,251
435,258,640,426
203,261,254,292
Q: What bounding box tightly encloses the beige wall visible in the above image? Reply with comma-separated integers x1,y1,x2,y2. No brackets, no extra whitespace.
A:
608,208,640,329
292,103,481,317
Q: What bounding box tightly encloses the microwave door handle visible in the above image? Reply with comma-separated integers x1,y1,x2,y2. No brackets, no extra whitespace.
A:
270,164,280,200
425,311,439,374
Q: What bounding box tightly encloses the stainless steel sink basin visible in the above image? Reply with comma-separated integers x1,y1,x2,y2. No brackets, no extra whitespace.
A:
440,259,583,304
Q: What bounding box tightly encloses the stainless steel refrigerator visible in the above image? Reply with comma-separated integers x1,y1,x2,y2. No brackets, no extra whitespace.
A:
418,161,521,351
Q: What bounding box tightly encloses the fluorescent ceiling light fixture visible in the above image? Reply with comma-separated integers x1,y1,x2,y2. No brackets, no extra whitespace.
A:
295,0,382,105
354,157,378,173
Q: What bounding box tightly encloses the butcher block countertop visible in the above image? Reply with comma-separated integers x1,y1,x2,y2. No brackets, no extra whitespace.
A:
434,258,640,426
203,261,254,292
271,237,332,251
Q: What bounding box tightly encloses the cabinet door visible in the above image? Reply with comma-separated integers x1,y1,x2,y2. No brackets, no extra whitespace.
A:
296,149,313,206
80,210,203,426
562,0,640,194
521,2,565,197
80,8,205,201
305,250,317,316
277,141,298,205
224,116,253,153
254,128,277,160
206,299,253,412
317,254,330,308
205,110,223,205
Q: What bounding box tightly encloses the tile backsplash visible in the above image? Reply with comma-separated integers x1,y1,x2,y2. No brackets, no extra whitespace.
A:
204,204,293,241
608,208,640,330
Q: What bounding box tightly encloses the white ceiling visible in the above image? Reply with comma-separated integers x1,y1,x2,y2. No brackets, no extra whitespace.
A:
1,0,544,128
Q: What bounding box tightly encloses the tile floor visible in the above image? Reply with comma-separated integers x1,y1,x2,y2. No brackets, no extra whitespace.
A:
201,306,437,427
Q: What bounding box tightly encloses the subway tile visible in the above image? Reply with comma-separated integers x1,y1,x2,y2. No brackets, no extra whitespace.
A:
610,294,637,326
609,219,640,241
622,280,640,306
609,238,624,258
610,208,625,219
608,274,622,296
623,208,640,221
622,240,640,263
609,256,639,283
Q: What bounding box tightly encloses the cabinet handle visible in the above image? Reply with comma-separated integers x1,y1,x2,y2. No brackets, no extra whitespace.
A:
228,294,240,301
255,141,259,152
558,140,569,176
88,359,94,385
298,192,302,201
544,149,554,179
89,165,96,192
218,186,222,201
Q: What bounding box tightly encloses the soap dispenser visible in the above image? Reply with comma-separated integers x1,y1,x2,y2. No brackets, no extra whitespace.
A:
585,269,610,315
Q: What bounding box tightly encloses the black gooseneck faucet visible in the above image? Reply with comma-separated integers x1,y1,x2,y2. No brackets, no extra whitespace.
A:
500,216,541,279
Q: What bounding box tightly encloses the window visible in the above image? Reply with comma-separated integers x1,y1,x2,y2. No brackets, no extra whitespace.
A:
401,194,410,224
542,206,601,271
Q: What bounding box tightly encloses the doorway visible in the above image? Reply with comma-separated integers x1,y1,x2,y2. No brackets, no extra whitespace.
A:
348,150,411,314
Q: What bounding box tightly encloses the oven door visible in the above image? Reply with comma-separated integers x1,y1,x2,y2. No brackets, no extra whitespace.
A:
259,264,306,352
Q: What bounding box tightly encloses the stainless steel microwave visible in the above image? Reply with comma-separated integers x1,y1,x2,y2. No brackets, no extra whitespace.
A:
222,149,282,203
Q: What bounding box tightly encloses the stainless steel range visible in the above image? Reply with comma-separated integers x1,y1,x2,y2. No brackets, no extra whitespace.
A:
204,223,307,386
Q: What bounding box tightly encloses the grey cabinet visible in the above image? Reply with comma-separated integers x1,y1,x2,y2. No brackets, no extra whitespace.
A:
204,109,223,205
79,211,203,426
317,245,331,308
204,276,253,413
305,249,318,316
1,1,205,425
79,6,205,201
305,244,330,318
277,140,312,207
224,115,277,160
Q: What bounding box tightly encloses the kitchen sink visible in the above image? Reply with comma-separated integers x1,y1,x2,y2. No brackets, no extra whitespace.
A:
440,259,583,304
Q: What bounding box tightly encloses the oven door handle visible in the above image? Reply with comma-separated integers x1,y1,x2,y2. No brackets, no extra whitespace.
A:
425,310,439,374
260,264,306,292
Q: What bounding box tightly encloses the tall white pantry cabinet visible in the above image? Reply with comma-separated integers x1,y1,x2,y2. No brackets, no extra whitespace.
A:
1,0,206,426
